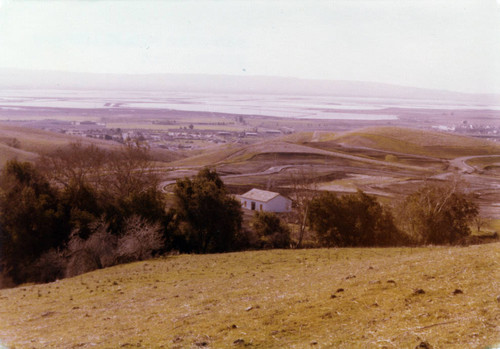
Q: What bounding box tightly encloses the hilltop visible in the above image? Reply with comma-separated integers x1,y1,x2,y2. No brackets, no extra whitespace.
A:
325,127,500,159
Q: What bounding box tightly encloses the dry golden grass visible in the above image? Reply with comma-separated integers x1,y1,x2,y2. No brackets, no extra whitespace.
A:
0,124,113,153
280,132,314,143
172,140,340,168
0,123,124,167
0,143,38,166
0,124,182,166
467,156,500,170
330,127,500,159
1,243,499,348
170,144,246,167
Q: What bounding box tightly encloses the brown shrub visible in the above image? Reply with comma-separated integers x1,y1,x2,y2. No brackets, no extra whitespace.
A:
117,216,164,262
66,220,117,277
31,249,66,283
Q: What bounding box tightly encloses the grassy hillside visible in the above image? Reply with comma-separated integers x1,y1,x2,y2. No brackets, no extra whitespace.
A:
0,142,38,165
1,244,498,348
172,140,339,168
0,123,115,153
0,124,115,167
174,127,500,170
170,144,246,167
0,124,182,166
321,127,500,159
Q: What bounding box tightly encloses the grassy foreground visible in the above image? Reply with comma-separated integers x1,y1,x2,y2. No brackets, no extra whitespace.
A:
0,244,499,348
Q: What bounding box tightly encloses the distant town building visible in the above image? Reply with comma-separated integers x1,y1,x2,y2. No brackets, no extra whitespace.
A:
240,188,292,213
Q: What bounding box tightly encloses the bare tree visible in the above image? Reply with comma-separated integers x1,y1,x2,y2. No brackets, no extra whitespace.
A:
472,215,489,233
102,142,159,198
38,142,107,189
286,166,318,248
38,142,158,196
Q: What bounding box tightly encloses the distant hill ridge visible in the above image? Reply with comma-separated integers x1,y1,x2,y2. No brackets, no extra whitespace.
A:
1,68,499,104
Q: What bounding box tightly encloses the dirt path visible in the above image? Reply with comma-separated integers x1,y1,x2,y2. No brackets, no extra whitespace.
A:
449,155,500,174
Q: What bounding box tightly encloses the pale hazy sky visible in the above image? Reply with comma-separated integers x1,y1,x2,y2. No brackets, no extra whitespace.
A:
0,0,499,93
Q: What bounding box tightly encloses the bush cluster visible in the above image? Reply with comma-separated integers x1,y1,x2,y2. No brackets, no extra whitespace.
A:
308,190,406,247
0,145,245,285
307,182,478,247
0,144,173,284
33,216,164,282
251,211,291,249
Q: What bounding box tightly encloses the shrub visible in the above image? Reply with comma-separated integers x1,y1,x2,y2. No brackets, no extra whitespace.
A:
385,154,399,162
0,144,171,285
251,211,291,249
0,160,69,283
65,220,117,277
396,181,478,245
117,216,164,262
308,190,404,247
65,217,167,277
30,249,66,283
173,168,242,253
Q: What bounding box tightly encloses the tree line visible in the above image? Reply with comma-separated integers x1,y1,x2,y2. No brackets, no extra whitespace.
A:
0,143,481,286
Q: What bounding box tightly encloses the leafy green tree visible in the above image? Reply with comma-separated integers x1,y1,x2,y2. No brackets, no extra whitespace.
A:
251,211,290,249
173,168,242,253
58,181,101,239
307,191,345,247
397,181,478,244
340,191,402,246
308,190,402,247
0,160,68,283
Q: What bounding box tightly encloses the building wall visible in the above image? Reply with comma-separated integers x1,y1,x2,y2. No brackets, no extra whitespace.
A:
241,198,264,211
266,196,292,212
240,196,291,213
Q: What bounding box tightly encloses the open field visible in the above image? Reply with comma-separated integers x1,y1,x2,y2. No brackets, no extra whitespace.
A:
0,243,499,348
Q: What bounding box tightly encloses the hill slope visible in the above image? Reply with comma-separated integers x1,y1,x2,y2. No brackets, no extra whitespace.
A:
0,124,117,162
318,127,500,159
0,124,182,166
0,142,38,165
0,244,498,348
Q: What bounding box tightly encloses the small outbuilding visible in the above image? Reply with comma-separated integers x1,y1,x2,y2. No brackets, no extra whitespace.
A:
240,188,292,213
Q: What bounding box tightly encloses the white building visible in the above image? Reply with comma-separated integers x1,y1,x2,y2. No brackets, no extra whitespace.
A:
240,189,292,213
